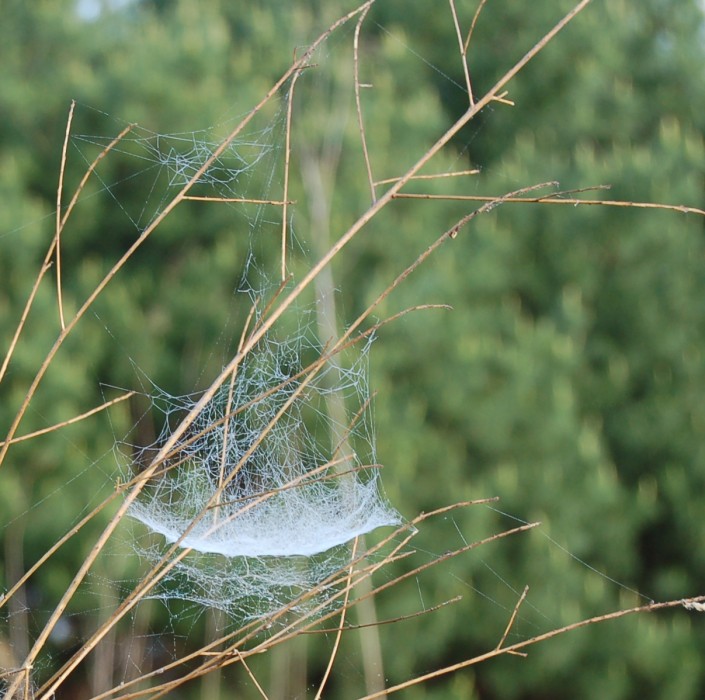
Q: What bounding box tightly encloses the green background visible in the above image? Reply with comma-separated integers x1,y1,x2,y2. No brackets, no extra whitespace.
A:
1,0,705,697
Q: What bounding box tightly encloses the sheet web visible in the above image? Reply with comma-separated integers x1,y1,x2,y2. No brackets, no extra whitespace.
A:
62,62,405,628
124,331,400,620
67,128,379,602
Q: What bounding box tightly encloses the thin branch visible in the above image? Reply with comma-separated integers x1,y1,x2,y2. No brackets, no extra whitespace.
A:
0,262,51,385
313,595,463,633
447,181,559,239
314,538,360,700
182,195,293,205
375,169,479,186
0,391,134,448
0,486,125,613
281,63,305,280
356,523,540,612
61,123,136,231
449,0,474,104
394,193,705,217
495,585,529,652
0,121,134,469
464,0,489,54
239,653,270,700
1,123,132,388
354,2,376,202
55,100,75,330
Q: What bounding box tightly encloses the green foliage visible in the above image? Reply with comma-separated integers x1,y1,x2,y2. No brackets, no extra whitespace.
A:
2,1,705,698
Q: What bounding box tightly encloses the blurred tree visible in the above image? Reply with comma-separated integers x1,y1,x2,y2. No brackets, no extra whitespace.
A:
2,0,705,698
367,1,705,698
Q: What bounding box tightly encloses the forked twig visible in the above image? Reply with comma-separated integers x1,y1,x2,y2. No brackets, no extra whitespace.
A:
0,122,134,472
449,0,474,104
496,585,529,655
360,596,705,698
447,181,559,238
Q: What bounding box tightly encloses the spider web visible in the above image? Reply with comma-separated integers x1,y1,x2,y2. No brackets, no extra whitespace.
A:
64,89,403,625
122,329,400,620
70,107,284,237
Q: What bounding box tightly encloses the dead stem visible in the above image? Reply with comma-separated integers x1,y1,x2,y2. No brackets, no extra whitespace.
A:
395,192,705,217
281,62,304,280
354,3,376,202
314,538,360,700
182,195,293,205
448,181,559,238
0,262,51,384
313,595,463,633
0,391,134,448
449,0,474,104
55,100,75,330
464,0,490,55
496,585,529,653
0,123,132,390
0,122,134,470
375,169,479,186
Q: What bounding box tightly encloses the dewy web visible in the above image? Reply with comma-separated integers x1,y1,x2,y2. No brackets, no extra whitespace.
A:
124,332,400,619
71,99,402,620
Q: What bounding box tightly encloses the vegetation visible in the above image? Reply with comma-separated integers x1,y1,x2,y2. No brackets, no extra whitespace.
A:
1,0,705,698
